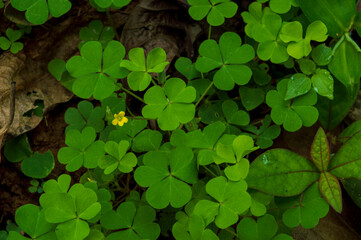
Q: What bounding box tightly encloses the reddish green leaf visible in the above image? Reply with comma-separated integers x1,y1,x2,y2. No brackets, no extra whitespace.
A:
319,172,342,213
311,128,330,171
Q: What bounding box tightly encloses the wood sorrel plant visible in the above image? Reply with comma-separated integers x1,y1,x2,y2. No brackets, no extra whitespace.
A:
3,0,361,239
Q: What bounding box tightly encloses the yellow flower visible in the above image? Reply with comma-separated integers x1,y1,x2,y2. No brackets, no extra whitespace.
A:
112,111,128,127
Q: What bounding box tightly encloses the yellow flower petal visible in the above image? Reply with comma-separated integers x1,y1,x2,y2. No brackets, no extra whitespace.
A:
114,114,117,118
119,121,124,127
112,119,119,125
123,117,129,123
119,111,125,117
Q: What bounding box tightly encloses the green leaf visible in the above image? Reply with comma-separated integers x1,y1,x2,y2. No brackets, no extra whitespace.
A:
43,174,71,193
279,21,303,43
55,219,90,240
236,214,278,240
193,176,251,229
120,47,169,91
101,201,160,240
142,78,196,130
14,204,55,239
311,69,334,99
246,149,320,196
328,34,361,97
21,151,55,179
299,0,356,38
175,57,201,81
285,73,311,100
4,134,32,163
297,58,316,75
319,172,342,213
65,100,105,133
317,80,359,130
134,147,197,209
99,140,137,174
310,127,330,171
66,41,127,99
266,79,318,132
0,28,24,53
222,100,250,126
48,59,66,81
0,37,11,50
342,178,361,209
311,44,333,66
329,132,361,179
132,129,162,152
79,20,115,49
239,87,265,111
11,0,72,25
195,32,254,90
282,182,329,229
58,127,105,171
188,0,238,26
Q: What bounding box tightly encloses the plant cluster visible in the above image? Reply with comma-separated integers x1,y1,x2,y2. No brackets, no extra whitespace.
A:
2,0,361,239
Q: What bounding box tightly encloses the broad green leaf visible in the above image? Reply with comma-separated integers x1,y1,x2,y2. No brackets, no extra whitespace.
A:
132,129,162,152
246,149,320,196
329,132,361,179
236,214,278,240
188,0,238,26
317,80,359,130
299,0,356,38
282,182,329,229
279,21,303,43
40,193,76,223
193,176,251,229
11,0,72,25
328,34,361,97
55,219,89,240
4,134,32,163
342,178,361,209
21,151,55,179
43,174,71,193
310,127,330,171
297,58,316,75
319,172,342,213
175,57,201,81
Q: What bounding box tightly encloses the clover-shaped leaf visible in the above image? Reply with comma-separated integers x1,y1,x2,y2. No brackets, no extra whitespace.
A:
8,204,56,240
193,176,251,229
266,78,319,132
188,0,238,26
134,147,197,209
101,201,160,240
93,0,131,9
175,57,201,81
297,58,316,75
239,86,265,111
66,41,128,100
120,47,169,91
11,0,72,25
4,134,32,163
58,127,105,171
98,140,137,175
43,174,71,194
222,100,250,126
195,32,254,90
268,0,298,14
65,100,105,133
282,182,329,229
142,78,196,130
172,214,219,240
40,184,101,240
79,20,115,49
280,20,328,59
243,115,281,149
311,44,332,66
249,191,274,217
0,28,23,54
21,151,55,179
236,214,278,240
284,73,311,100
132,129,162,152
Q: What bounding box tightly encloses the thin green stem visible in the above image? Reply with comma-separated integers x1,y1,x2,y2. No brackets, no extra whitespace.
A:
118,84,145,103
126,106,136,117
202,165,217,177
224,227,237,237
106,8,120,40
195,81,214,108
151,77,158,86
208,25,212,39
